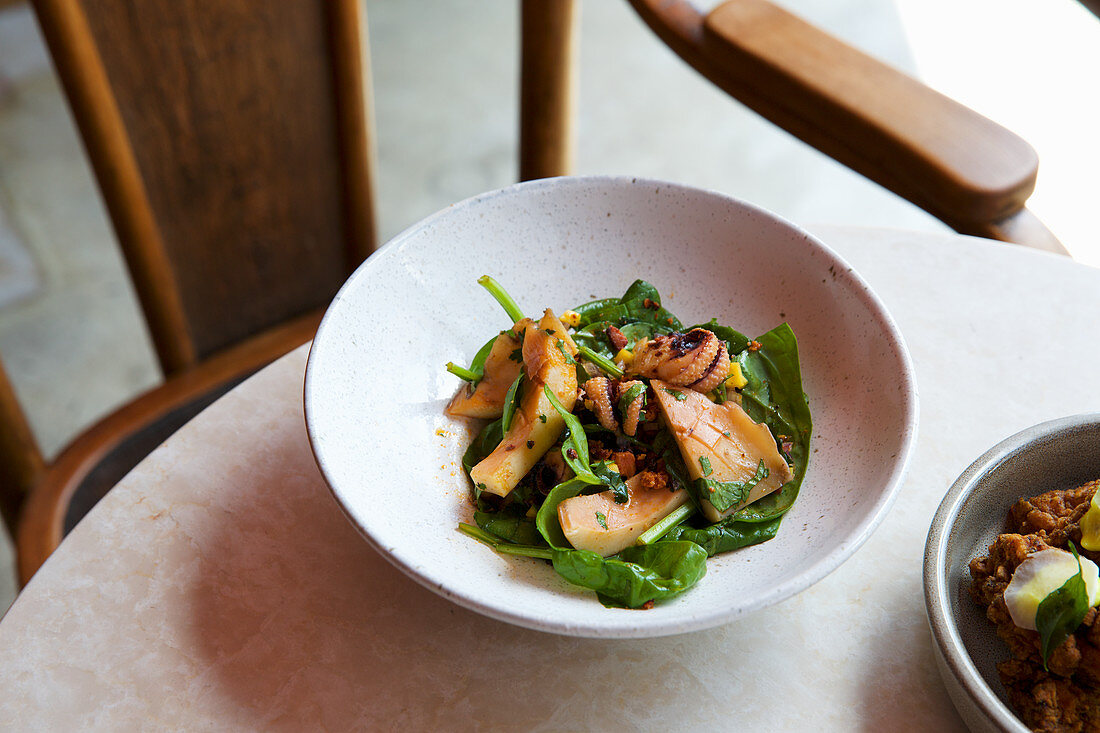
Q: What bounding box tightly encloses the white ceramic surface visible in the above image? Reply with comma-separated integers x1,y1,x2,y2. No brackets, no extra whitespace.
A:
925,415,1100,733
304,176,918,638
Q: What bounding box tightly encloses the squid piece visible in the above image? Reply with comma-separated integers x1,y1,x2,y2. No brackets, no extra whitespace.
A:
628,328,730,394
582,377,647,437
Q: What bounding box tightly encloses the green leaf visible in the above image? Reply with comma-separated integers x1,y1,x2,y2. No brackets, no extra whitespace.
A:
618,382,646,414
447,334,497,384
732,323,812,522
551,541,707,608
500,373,524,433
595,512,608,529
543,386,599,484
474,506,544,547
689,318,750,355
462,419,503,477
535,478,590,549
1036,542,1092,669
592,461,629,504
665,514,783,556
698,456,713,477
695,460,769,514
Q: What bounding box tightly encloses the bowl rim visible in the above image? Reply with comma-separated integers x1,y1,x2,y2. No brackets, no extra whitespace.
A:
305,174,920,637
923,413,1100,732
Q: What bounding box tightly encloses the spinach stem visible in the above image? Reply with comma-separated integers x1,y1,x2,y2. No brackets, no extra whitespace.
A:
478,275,525,323
636,504,695,545
576,345,624,377
446,362,479,382
457,523,554,560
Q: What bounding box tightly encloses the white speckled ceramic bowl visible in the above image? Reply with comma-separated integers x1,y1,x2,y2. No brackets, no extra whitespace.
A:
304,176,917,638
925,415,1100,732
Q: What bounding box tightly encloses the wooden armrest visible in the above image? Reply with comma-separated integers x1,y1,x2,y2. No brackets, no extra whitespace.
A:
626,0,1068,253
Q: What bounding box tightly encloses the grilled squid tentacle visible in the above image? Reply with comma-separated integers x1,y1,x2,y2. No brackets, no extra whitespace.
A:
629,328,730,394
617,380,646,437
583,377,619,432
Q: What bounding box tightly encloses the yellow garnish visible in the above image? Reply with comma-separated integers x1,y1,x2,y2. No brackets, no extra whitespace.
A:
560,310,581,328
1082,491,1100,551
614,348,634,365
726,362,748,389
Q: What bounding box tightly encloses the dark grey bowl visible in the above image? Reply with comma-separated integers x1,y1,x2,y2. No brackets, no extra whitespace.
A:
924,414,1100,733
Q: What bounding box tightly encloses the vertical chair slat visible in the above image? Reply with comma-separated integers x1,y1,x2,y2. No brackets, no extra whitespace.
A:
519,0,579,181
0,360,44,533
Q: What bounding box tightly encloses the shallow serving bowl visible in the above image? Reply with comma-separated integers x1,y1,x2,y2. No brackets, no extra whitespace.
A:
924,414,1100,732
304,175,918,638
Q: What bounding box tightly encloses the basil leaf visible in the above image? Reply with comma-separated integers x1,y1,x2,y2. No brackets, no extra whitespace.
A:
695,460,768,514
551,540,707,608
665,514,783,557
500,372,524,433
1036,542,1092,669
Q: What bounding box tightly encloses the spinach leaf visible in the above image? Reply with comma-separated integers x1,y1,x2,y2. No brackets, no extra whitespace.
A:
474,505,544,547
571,280,682,333
500,373,524,433
694,460,768,514
665,514,783,556
1036,543,1092,669
446,333,498,383
543,386,599,484
535,478,590,549
690,318,750,356
462,418,502,477
551,541,707,608
733,323,812,522
571,298,621,328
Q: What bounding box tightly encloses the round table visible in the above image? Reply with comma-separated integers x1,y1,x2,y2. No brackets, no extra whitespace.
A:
2,226,1098,731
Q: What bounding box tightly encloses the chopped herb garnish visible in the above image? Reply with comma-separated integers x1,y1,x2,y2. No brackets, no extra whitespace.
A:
699,456,713,477
596,512,608,529
555,339,576,365
663,388,686,401
538,414,547,423
526,440,535,449
509,347,523,363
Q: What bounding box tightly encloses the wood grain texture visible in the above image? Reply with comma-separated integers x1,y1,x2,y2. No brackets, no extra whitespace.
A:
16,312,323,586
519,0,578,181
78,0,354,360
625,0,1063,251
0,360,44,534
10,0,376,587
32,0,196,373
327,0,378,266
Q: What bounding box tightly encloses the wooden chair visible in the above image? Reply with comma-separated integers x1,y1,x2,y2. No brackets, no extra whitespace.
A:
625,0,1069,255
0,0,377,587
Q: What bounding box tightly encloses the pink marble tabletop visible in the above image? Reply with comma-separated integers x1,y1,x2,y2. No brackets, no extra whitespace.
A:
1,226,1098,731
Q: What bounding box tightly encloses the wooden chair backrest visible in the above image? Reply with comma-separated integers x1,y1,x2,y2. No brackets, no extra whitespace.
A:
34,0,376,372
0,0,377,526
